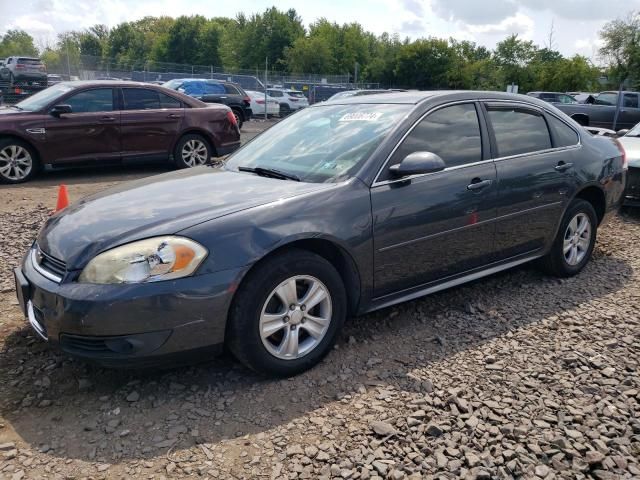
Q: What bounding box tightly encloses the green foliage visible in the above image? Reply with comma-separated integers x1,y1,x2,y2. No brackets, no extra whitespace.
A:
0,30,39,58
7,7,633,93
599,12,640,86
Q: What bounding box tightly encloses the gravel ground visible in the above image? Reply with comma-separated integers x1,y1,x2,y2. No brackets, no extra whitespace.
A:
0,163,639,479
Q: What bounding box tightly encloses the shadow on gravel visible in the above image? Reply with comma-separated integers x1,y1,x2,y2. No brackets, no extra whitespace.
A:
0,246,633,464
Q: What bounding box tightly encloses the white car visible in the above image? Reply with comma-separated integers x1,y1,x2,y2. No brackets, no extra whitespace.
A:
246,90,280,117
266,88,309,115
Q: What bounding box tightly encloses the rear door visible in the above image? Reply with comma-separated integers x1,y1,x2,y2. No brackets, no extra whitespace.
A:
371,102,498,298
119,87,184,161
485,102,580,261
45,87,120,164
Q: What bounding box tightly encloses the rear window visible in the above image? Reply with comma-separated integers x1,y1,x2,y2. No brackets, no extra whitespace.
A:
17,58,42,65
547,115,579,147
487,107,552,157
224,84,240,95
288,91,305,98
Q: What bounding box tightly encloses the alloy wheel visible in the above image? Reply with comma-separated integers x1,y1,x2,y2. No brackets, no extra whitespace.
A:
0,145,32,181
563,212,591,266
181,139,209,167
259,275,332,360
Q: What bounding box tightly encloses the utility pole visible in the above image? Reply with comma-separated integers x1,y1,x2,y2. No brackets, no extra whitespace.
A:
264,56,268,120
354,62,359,85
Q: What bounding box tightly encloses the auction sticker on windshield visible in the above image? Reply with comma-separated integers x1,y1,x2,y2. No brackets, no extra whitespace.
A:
339,112,383,122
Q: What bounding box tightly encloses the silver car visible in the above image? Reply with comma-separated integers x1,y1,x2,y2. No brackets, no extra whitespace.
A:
617,124,640,207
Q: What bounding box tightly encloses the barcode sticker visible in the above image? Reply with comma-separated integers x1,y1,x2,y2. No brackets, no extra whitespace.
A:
339,112,382,121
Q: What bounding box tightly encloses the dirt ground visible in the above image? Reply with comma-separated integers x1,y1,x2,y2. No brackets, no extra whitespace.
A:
0,124,639,479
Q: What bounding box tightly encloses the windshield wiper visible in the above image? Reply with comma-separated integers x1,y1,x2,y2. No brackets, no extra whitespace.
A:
238,166,300,182
10,105,24,111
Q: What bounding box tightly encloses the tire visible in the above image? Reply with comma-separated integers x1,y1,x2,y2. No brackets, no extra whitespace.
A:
227,248,347,377
539,199,598,277
231,108,243,130
8,73,14,85
0,138,40,184
173,134,213,169
279,104,291,117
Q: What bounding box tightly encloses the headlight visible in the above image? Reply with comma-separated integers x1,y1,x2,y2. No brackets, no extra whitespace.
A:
78,236,207,284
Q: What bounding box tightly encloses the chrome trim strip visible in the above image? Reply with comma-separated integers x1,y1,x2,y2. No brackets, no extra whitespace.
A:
26,128,45,135
370,253,540,311
492,145,581,163
495,201,563,221
373,158,496,187
31,248,63,283
27,300,48,341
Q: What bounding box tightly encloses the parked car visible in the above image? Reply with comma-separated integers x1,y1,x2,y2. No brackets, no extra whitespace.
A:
13,91,626,376
555,91,640,129
47,74,64,85
615,124,640,207
266,88,309,115
527,91,578,104
0,56,47,85
163,79,252,129
0,81,240,183
245,90,280,117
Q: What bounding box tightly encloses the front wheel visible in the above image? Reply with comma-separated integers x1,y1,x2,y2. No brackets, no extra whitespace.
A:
539,199,597,277
227,249,347,377
173,134,212,169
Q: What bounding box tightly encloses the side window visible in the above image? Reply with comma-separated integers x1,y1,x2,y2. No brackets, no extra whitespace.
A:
224,84,240,95
123,88,160,110
487,107,551,157
387,103,482,176
624,94,638,108
66,89,113,113
183,82,205,96
203,82,226,94
547,115,579,147
158,92,181,109
595,93,617,106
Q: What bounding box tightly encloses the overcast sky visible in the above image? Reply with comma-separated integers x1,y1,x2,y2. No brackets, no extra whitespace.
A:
2,0,639,60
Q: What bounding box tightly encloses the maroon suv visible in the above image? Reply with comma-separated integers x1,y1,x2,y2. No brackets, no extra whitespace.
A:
0,81,241,183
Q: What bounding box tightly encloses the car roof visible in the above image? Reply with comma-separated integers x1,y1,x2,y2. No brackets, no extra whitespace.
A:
320,90,555,107
59,80,167,88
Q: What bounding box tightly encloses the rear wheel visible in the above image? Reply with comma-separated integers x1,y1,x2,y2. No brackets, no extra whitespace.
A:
227,249,347,377
0,138,39,184
231,108,243,129
279,103,291,117
173,134,212,169
539,199,597,277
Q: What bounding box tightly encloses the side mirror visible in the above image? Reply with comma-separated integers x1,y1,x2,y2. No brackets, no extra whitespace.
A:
616,129,629,137
50,104,72,117
389,151,446,178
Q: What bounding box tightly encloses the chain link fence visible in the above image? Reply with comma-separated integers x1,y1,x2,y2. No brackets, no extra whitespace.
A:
1,54,379,105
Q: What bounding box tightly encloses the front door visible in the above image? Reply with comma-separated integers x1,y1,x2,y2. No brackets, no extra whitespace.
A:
371,103,498,298
119,87,184,161
44,87,120,164
484,103,579,261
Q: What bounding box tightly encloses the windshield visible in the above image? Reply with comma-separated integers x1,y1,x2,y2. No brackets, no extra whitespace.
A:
15,83,75,111
225,103,410,183
330,91,356,100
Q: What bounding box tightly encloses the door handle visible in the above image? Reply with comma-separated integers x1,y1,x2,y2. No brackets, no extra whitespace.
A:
167,113,181,119
555,162,574,172
99,116,116,123
467,179,492,191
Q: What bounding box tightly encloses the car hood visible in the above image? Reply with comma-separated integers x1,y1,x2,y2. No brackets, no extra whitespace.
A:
37,166,335,269
619,136,640,168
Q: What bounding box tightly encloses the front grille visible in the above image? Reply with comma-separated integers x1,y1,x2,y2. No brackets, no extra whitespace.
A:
39,250,66,277
60,334,111,353
627,167,640,198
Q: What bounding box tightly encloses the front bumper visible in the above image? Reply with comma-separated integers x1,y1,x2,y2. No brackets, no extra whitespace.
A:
16,250,245,367
623,166,640,207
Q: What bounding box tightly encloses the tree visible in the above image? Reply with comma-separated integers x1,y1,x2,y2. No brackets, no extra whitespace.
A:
599,12,640,85
0,30,38,58
394,38,455,89
285,36,333,73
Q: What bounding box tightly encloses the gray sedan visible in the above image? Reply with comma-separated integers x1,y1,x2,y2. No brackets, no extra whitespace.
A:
15,91,626,376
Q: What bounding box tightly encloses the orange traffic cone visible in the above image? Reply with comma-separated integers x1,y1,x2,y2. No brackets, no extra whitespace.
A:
55,185,70,212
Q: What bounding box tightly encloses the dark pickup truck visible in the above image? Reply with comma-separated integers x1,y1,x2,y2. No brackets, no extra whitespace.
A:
555,91,640,130
162,78,252,129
